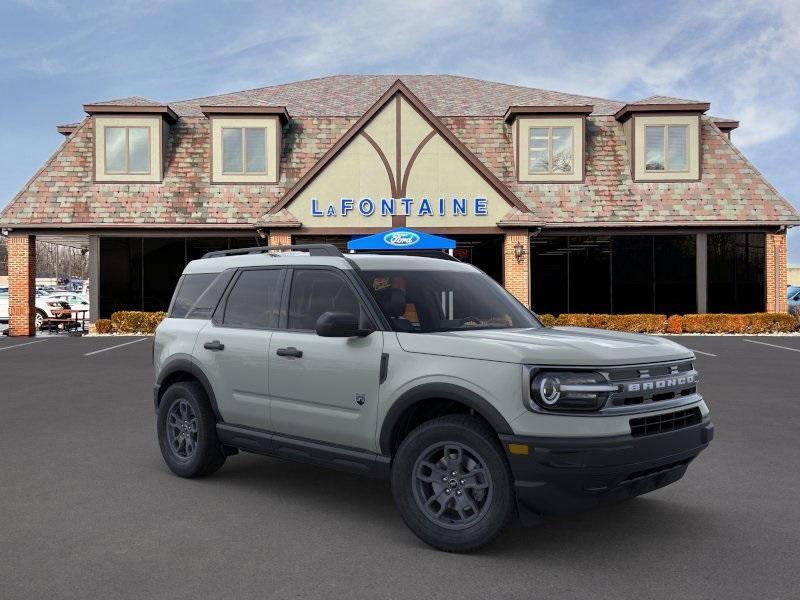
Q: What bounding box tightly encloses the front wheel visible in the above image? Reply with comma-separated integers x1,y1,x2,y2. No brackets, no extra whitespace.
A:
157,381,226,478
391,415,516,552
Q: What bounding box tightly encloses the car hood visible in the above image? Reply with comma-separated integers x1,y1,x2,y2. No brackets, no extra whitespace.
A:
395,326,693,366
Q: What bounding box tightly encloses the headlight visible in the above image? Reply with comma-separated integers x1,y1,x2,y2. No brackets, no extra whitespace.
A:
46,301,61,307
529,371,618,412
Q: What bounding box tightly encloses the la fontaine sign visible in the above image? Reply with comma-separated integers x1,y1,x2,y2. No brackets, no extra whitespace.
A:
310,196,489,218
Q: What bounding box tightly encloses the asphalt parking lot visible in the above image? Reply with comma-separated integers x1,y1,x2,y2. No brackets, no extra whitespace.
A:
1,335,799,599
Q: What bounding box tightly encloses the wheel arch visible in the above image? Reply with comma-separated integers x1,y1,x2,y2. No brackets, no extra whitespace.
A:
155,359,223,421
379,383,513,455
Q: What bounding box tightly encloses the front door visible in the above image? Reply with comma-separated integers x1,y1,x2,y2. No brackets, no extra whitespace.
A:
268,267,384,451
195,268,284,429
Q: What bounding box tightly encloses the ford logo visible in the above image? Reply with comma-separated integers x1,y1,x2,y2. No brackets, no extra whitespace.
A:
384,231,420,247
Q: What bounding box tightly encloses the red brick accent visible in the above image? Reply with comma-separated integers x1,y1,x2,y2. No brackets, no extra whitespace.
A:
268,230,293,247
503,229,530,308
765,233,788,312
7,234,36,336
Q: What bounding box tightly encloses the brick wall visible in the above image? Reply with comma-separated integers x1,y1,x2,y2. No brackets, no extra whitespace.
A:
765,232,788,312
268,230,293,247
502,229,530,308
8,234,36,336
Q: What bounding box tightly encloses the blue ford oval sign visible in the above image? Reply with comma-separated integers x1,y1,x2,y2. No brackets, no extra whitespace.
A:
384,231,420,247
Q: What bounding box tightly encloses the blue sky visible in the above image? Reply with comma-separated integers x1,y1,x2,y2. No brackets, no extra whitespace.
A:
1,0,798,261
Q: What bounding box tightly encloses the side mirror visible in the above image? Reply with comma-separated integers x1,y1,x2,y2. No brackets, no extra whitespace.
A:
315,311,372,337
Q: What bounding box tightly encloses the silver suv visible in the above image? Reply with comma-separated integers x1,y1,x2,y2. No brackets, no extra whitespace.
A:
153,244,713,552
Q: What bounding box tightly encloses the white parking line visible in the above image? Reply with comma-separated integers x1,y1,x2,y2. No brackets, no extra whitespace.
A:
84,338,148,356
0,339,49,352
742,339,800,353
688,348,717,357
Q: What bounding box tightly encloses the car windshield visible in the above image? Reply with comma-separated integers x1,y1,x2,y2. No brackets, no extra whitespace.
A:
358,268,540,333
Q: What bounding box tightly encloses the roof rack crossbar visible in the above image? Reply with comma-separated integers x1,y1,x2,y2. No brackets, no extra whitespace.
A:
202,244,344,259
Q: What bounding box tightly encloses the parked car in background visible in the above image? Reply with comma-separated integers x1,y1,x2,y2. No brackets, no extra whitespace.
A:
0,287,71,328
789,286,800,314
46,292,89,314
0,287,8,321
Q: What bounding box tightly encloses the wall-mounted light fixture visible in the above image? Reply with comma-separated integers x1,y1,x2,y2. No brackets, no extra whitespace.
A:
514,241,527,263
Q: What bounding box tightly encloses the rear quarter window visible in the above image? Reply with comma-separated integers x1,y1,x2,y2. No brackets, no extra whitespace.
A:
169,273,219,318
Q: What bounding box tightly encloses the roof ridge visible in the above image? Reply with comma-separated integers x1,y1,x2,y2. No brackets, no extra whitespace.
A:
170,74,349,105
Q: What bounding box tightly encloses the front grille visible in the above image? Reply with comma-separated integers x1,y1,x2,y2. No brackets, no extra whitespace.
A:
629,407,702,437
606,361,698,409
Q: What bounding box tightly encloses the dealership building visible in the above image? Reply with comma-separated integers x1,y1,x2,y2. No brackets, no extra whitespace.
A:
1,75,798,335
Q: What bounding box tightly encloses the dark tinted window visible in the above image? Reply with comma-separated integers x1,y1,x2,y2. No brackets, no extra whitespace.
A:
358,269,539,332
708,233,764,312
170,273,217,318
288,269,365,330
223,269,283,329
186,270,235,319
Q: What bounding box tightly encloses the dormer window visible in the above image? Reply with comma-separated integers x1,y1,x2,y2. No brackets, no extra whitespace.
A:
202,106,289,184
644,124,688,172
222,127,268,174
528,126,573,174
505,106,591,183
105,126,151,174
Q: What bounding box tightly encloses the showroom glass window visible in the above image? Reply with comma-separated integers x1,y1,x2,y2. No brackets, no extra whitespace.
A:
222,127,267,174
528,127,573,174
104,126,150,174
707,233,765,312
530,235,696,315
645,125,688,171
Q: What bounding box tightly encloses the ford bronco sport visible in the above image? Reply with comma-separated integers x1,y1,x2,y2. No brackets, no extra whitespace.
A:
153,244,713,552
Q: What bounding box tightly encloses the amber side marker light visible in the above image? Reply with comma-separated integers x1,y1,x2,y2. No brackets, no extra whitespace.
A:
508,443,529,455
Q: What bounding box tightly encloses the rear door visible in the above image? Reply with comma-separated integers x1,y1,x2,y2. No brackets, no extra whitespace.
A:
195,267,284,429
268,267,384,451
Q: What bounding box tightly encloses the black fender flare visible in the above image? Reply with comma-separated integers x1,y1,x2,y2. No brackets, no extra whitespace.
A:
155,358,223,422
379,383,513,455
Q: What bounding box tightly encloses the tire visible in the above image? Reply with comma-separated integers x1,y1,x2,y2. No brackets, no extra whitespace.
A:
157,381,226,478
391,414,516,553
35,309,46,330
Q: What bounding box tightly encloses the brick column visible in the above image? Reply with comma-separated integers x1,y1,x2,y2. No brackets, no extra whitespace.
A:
765,232,788,312
8,234,36,336
268,230,292,247
502,229,530,308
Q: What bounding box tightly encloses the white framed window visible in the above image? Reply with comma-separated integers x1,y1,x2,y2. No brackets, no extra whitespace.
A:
528,126,574,175
104,126,151,175
221,127,268,174
644,125,689,172
210,116,279,183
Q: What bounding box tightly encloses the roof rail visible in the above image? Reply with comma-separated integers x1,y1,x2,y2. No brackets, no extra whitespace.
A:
202,244,344,259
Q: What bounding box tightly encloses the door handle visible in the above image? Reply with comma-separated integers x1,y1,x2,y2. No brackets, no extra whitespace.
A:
203,340,225,351
276,346,303,358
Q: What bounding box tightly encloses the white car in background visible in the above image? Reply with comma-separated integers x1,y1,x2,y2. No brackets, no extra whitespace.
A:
46,292,90,314
0,287,73,329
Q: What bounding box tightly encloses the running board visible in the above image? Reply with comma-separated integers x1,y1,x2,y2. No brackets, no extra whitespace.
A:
216,423,391,479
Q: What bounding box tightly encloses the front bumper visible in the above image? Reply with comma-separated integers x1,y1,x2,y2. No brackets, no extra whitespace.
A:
500,418,713,519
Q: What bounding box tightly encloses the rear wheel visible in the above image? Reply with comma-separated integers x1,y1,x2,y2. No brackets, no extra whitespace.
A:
157,381,226,478
391,415,516,552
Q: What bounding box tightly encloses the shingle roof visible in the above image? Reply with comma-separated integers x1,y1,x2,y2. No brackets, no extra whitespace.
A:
87,96,164,107
168,74,626,117
631,95,707,105
1,75,796,229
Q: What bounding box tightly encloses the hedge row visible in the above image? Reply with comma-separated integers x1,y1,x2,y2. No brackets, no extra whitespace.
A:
538,313,799,334
109,311,167,334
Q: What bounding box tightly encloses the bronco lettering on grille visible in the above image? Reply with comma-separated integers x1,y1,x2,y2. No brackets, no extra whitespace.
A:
626,374,695,393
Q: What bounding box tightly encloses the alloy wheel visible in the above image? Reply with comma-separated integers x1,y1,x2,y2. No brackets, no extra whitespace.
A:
412,441,493,530
166,398,198,460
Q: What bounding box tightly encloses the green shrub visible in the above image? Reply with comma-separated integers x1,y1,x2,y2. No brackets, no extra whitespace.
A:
110,311,167,334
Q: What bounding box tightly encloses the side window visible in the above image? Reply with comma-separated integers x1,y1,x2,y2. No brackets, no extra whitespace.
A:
222,269,282,329
170,273,217,318
287,269,364,330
